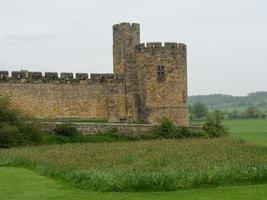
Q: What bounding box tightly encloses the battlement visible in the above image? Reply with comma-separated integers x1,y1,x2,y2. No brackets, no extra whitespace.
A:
0,70,121,84
135,42,186,56
113,22,140,32
0,22,188,126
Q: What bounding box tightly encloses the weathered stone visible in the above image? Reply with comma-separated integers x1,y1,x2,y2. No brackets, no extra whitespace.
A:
91,74,114,82
60,73,73,83
43,122,202,136
0,71,9,81
28,72,42,82
0,22,189,126
76,73,88,80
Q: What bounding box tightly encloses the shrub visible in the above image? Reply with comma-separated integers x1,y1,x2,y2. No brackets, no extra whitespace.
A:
0,97,44,148
18,122,44,144
203,110,228,137
153,118,195,139
53,123,80,136
154,118,227,139
0,125,20,148
176,126,194,138
192,130,209,138
153,118,176,139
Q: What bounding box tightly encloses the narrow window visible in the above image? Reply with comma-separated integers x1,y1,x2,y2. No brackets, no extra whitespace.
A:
157,65,165,80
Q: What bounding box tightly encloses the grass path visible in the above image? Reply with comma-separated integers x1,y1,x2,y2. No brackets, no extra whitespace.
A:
1,167,267,200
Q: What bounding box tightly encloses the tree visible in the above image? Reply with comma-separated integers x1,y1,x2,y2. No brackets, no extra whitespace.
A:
228,110,240,119
204,109,228,137
206,110,224,126
191,102,208,120
243,105,260,118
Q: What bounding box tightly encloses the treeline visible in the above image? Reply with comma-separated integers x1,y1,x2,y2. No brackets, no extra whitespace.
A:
189,102,266,120
227,106,266,119
189,91,267,108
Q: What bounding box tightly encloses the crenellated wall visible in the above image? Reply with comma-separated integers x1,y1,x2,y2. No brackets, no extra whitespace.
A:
0,70,128,120
0,22,189,126
0,71,118,84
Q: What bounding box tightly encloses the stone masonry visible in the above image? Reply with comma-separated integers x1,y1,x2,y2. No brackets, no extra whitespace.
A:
0,22,189,126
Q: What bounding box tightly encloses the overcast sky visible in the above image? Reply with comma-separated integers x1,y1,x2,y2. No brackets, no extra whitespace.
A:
0,0,266,96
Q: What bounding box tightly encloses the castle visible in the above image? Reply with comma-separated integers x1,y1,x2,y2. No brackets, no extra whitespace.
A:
0,23,189,126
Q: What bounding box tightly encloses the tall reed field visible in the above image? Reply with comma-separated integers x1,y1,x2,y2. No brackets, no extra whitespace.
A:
1,137,267,192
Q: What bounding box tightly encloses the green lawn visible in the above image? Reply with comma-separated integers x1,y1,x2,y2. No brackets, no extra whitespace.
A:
223,119,267,146
1,167,267,200
191,119,267,146
1,119,267,199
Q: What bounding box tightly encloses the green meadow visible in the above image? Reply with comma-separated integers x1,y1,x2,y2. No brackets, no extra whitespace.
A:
224,119,267,146
1,119,267,199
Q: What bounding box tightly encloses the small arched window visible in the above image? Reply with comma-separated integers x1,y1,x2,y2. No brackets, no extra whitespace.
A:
157,65,165,80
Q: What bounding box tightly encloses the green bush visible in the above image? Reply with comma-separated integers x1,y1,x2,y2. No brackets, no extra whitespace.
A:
153,118,195,139
153,118,176,138
18,122,44,144
203,110,228,137
53,123,80,136
203,123,227,137
153,118,227,139
0,97,44,148
0,125,20,148
192,130,209,138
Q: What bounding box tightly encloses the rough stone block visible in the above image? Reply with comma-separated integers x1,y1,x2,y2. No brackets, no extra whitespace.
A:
28,72,42,81
76,73,88,80
0,71,9,80
45,72,59,80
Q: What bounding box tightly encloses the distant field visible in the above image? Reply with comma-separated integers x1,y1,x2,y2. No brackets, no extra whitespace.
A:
1,167,267,200
224,119,267,146
191,119,267,146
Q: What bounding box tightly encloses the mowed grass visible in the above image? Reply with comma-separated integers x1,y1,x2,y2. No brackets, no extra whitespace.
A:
223,119,267,146
1,138,267,191
1,167,267,200
191,119,267,146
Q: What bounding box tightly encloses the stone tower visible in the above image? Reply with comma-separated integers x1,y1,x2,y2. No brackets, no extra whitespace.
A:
135,42,189,125
0,22,188,126
113,22,140,76
113,22,189,125
113,23,141,121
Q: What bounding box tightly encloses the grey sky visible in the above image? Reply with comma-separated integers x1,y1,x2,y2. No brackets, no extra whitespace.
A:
0,0,266,95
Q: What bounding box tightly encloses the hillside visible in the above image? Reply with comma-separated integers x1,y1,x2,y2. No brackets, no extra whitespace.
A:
188,91,267,111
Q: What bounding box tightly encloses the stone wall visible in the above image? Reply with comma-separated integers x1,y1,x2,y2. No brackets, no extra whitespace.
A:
0,70,117,84
44,122,202,136
0,81,127,121
0,22,189,126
